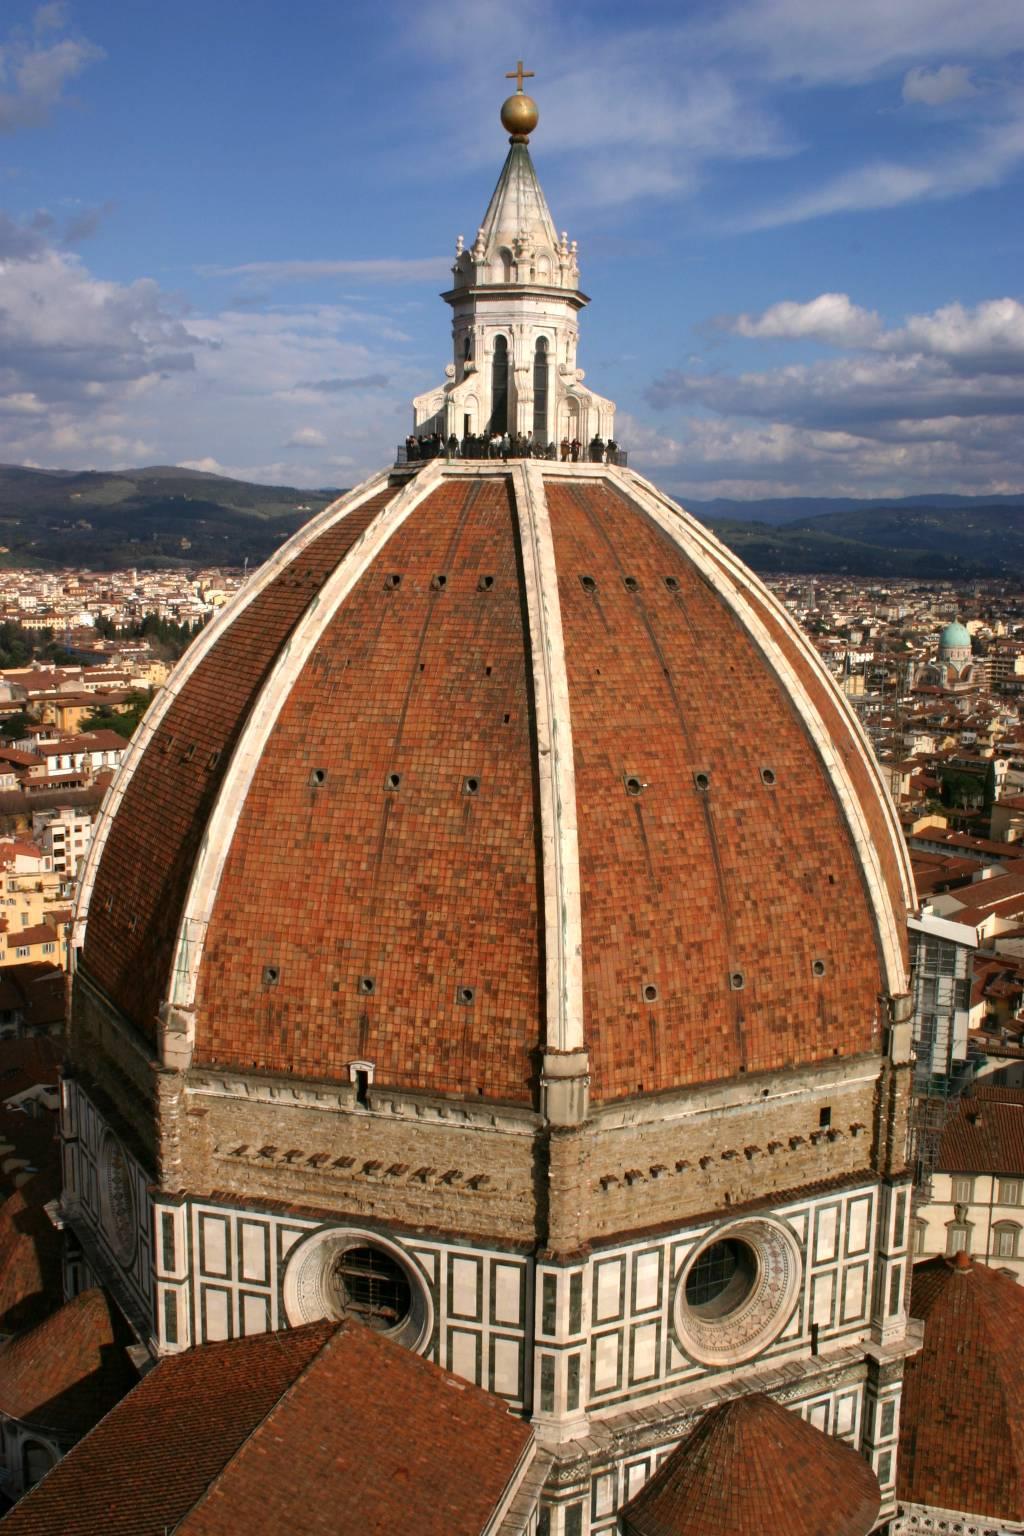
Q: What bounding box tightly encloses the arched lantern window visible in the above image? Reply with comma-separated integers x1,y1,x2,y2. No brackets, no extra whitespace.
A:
533,336,549,445
490,335,509,434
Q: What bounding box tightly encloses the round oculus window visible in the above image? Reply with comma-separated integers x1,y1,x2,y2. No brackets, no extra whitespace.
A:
329,1245,411,1332
673,1217,801,1367
283,1228,432,1351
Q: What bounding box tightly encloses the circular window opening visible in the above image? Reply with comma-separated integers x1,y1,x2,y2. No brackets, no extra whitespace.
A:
330,1245,411,1332
284,1228,433,1351
673,1217,801,1368
684,1238,758,1319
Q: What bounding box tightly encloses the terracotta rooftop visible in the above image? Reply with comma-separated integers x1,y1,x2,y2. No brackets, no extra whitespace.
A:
0,1036,62,1100
0,1318,534,1536
936,1086,1024,1175
900,1254,1024,1521
620,1392,880,1536
78,465,912,1104
0,1288,136,1434
0,1168,62,1334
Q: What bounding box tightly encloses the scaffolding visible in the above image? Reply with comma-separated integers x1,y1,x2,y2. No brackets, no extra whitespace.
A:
907,912,976,1205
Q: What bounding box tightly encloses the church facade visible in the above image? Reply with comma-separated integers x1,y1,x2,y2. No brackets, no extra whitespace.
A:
61,76,917,1535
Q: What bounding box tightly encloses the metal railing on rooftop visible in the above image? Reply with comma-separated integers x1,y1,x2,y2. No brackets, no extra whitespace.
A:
396,439,627,468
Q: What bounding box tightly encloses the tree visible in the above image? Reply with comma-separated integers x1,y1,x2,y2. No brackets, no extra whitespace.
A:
80,691,152,740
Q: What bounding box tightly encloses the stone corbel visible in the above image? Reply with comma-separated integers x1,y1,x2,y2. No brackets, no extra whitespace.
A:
158,1002,194,1071
540,1049,590,1126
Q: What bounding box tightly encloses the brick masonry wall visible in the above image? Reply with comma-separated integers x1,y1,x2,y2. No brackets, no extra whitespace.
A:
70,974,159,1166
549,1068,882,1251
173,1078,544,1245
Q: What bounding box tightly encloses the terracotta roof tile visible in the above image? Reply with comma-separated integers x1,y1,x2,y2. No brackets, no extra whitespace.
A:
0,1288,136,1434
196,476,541,1098
0,1320,533,1536
936,1087,1024,1175
81,487,400,1039
78,468,909,1102
900,1254,1024,1520
545,478,891,1098
621,1392,880,1536
0,1168,62,1334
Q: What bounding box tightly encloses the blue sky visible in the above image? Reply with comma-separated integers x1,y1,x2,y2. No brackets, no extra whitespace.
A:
1,0,1023,500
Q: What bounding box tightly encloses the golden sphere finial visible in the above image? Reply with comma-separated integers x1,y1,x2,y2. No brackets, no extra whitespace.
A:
502,60,538,139
500,91,539,139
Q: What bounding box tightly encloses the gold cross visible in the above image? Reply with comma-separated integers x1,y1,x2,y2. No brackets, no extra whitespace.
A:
505,60,534,92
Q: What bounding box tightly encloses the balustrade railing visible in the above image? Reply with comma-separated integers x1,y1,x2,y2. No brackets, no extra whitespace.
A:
396,439,627,467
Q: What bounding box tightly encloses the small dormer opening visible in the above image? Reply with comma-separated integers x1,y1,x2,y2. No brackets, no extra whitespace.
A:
355,1070,369,1108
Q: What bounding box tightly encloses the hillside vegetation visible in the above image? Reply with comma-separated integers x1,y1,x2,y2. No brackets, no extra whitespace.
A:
0,465,336,569
1,464,1022,577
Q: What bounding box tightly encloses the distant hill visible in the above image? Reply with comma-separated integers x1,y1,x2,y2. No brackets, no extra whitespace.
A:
703,504,1024,578
1,463,1022,578
685,491,1024,527
0,465,338,570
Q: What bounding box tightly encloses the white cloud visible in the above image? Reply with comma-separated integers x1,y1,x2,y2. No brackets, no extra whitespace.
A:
206,257,451,284
739,109,1024,228
0,8,103,133
644,289,1024,498
731,293,882,347
886,298,1024,366
903,64,976,105
0,225,430,488
703,0,1024,87
725,293,1024,371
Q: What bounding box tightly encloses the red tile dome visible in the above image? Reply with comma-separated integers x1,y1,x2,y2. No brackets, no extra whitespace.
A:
621,1392,881,1536
75,461,912,1106
899,1254,1024,1521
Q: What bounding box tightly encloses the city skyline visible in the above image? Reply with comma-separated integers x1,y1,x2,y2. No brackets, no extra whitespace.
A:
1,0,1022,499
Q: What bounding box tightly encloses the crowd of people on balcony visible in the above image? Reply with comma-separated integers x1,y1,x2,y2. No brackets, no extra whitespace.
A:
401,431,623,465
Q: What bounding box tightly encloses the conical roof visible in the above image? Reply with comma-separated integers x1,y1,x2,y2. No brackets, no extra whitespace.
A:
478,140,559,258
899,1253,1024,1520
621,1392,880,1536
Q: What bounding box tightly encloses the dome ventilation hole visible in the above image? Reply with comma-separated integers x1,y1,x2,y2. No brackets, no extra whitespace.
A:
729,970,745,991
262,965,280,987
456,985,476,1006
431,574,447,591
642,983,659,1004
182,743,197,763
309,768,327,787
463,775,480,796
358,976,376,996
812,958,827,978
693,770,711,792
383,574,401,591
477,574,495,591
760,766,776,787
623,575,639,593
624,774,644,796
664,576,680,592
385,772,402,791
579,575,597,595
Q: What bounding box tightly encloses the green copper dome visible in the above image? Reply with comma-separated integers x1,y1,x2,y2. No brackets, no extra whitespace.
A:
940,621,971,650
